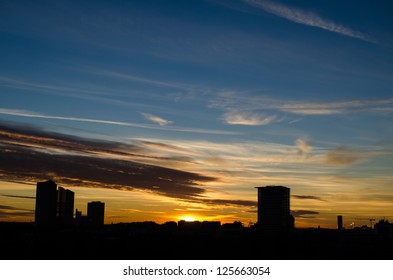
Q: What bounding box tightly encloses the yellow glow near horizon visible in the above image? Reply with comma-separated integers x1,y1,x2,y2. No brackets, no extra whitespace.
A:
180,216,197,222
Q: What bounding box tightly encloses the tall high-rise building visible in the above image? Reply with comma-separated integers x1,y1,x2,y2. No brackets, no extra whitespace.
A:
35,180,75,226
35,180,58,226
87,201,105,226
57,187,75,225
256,185,293,232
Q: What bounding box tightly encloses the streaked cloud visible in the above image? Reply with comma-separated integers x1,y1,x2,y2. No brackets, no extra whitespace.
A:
211,91,393,120
243,0,375,43
141,112,172,126
139,140,200,156
0,75,177,112
174,197,256,209
223,109,278,126
0,205,24,210
0,120,341,210
292,195,324,201
0,75,109,97
0,108,238,135
291,210,320,218
324,145,364,166
1,194,35,200
0,205,34,218
0,121,259,209
80,67,217,101
0,120,154,160
296,138,312,155
84,68,190,90
280,99,393,115
0,108,135,126
323,144,388,167
195,198,256,207
1,147,212,199
283,108,342,115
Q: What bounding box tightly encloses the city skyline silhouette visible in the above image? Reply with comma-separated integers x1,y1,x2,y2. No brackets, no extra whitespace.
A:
28,179,393,232
1,179,393,260
1,0,393,261
1,169,391,229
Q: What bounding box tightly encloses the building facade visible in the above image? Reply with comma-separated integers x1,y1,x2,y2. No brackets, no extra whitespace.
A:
35,180,75,226
57,187,75,225
256,185,293,233
87,201,105,226
35,180,58,226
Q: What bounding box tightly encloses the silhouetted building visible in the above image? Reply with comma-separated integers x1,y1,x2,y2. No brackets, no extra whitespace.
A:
201,221,221,234
87,201,105,226
75,209,89,226
75,209,82,222
35,180,58,226
289,213,295,229
57,187,74,225
375,219,393,239
256,185,293,233
162,221,178,233
222,221,244,233
337,215,343,230
35,180,76,226
178,220,202,232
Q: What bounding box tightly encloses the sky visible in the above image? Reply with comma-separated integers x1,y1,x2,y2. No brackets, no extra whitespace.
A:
1,0,393,228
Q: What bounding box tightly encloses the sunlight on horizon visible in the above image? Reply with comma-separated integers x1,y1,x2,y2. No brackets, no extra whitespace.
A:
179,216,197,222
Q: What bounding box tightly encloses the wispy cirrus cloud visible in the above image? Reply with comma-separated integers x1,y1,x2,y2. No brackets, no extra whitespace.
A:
141,112,173,126
0,75,109,96
280,99,393,115
324,145,365,166
139,140,200,156
295,138,312,155
0,75,179,112
1,194,35,200
84,68,188,90
292,195,324,201
80,67,217,101
323,144,390,166
291,210,319,218
0,108,134,126
0,122,214,201
0,205,34,218
0,120,159,161
0,120,333,208
222,109,278,126
0,108,238,135
0,121,258,209
134,136,331,182
243,0,375,43
211,91,393,121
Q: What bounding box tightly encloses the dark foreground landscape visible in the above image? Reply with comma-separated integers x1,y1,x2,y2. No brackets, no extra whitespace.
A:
1,221,393,260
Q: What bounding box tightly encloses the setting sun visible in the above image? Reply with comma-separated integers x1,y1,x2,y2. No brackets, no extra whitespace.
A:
180,216,197,222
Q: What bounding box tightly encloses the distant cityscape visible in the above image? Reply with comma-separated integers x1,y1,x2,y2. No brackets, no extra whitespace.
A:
1,180,393,260
35,180,105,227
32,180,392,233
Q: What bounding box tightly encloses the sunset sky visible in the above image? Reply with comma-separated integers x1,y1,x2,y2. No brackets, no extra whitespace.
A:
1,0,393,228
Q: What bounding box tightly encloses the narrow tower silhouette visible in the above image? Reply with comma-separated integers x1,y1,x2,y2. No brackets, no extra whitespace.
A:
337,215,343,230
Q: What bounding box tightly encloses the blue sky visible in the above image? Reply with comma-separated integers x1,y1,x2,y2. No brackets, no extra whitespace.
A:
1,0,393,227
